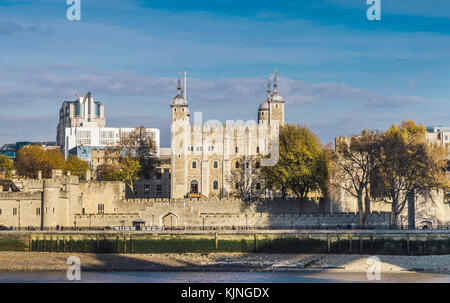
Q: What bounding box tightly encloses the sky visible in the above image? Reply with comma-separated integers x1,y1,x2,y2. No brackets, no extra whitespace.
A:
0,0,449,147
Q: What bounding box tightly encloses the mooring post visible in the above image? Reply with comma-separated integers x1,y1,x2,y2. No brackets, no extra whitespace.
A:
370,235,374,254
254,234,258,252
406,235,410,256
83,236,86,253
349,234,352,254
359,235,363,255
214,232,218,250
56,235,60,252
123,235,126,253
116,236,120,253
337,234,341,254
327,234,330,254
130,235,133,254
49,235,52,253
69,235,72,252
96,236,99,253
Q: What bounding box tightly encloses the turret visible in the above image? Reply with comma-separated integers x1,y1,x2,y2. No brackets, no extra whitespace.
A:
269,69,285,126
258,76,271,124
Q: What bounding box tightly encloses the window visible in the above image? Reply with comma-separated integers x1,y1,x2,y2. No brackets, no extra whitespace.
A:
214,161,218,168
256,146,260,153
13,208,17,216
156,173,162,180
156,184,162,192
144,184,150,193
192,161,197,169
255,161,260,169
256,183,261,190
235,161,240,168
213,180,219,190
246,162,249,169
0,209,3,215
98,204,105,214
235,183,240,190
235,146,239,153
53,207,55,214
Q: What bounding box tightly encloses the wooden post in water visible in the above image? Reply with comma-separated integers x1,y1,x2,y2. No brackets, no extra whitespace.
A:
116,236,120,253
123,235,126,253
337,234,341,254
254,234,258,252
56,235,60,252
69,236,72,252
370,236,374,254
49,236,52,253
326,234,330,254
130,235,133,254
406,236,410,255
349,235,352,254
359,235,363,254
214,232,218,250
96,235,99,253
83,236,86,253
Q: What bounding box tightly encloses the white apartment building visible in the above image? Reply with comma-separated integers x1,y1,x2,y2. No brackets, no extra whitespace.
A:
63,127,160,160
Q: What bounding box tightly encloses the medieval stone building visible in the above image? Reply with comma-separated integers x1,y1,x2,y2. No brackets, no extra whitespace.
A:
170,71,284,199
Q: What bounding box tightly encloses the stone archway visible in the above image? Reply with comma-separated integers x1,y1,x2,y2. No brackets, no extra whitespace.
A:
190,180,199,194
162,213,179,228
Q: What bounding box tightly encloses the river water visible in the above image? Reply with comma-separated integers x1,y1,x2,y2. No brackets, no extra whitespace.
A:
0,271,450,283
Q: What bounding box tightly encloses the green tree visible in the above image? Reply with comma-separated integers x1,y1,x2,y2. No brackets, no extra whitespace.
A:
262,124,329,211
0,155,13,179
101,127,158,196
372,121,447,228
65,154,90,180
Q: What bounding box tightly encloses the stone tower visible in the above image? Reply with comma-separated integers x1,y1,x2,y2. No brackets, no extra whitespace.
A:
258,77,271,124
268,69,285,126
170,74,190,199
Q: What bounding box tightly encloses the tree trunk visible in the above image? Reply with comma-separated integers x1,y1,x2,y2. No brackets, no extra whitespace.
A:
362,189,371,228
357,192,364,228
391,198,399,229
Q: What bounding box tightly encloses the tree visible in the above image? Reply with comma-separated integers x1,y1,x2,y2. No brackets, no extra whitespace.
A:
229,157,264,200
101,127,159,196
14,146,65,178
331,131,380,228
262,124,329,211
0,155,13,179
372,121,447,228
65,154,90,180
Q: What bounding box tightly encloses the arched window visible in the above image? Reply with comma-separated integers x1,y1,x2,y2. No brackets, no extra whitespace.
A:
255,161,260,169
192,161,197,169
235,146,239,153
213,161,218,169
213,180,219,190
256,146,260,153
235,161,240,168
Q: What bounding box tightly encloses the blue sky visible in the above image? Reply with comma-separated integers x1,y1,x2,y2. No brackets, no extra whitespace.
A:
0,0,449,147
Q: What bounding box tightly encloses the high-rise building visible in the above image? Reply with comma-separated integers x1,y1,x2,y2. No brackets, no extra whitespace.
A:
56,92,105,147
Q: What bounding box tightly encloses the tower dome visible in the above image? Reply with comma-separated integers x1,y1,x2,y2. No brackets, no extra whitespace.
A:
270,69,284,103
170,73,187,108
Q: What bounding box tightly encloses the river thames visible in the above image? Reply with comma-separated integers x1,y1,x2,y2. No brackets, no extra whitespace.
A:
1,271,450,283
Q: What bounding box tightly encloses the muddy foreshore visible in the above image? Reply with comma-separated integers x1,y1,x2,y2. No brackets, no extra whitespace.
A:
0,252,449,273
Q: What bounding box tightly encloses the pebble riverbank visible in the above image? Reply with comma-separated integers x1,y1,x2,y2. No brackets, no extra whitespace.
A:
0,252,449,273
